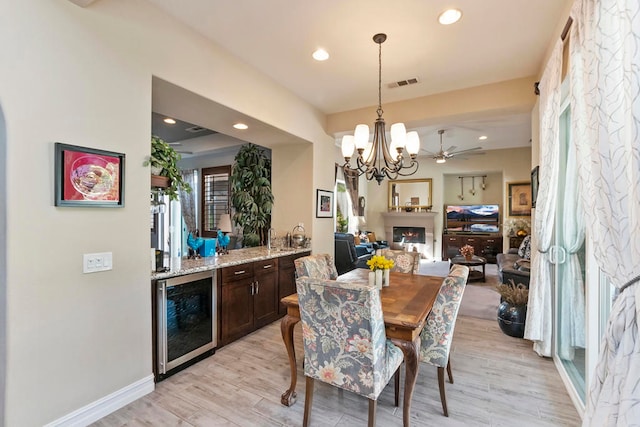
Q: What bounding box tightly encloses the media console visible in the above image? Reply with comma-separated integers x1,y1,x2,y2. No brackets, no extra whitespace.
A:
442,233,503,264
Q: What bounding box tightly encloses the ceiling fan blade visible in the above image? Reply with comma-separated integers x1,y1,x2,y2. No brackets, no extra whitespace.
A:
451,147,483,155
176,150,193,155
168,142,182,146
444,145,457,153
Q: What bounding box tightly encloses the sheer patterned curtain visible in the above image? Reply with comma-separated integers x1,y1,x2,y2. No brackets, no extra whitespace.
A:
524,39,563,357
559,133,586,359
569,0,640,424
179,169,197,233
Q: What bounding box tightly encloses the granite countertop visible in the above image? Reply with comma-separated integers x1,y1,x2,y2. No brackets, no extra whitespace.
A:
151,246,311,280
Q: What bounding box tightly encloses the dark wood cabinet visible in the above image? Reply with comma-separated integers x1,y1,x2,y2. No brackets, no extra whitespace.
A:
278,251,310,316
219,251,311,346
253,259,278,329
220,259,278,345
442,234,503,263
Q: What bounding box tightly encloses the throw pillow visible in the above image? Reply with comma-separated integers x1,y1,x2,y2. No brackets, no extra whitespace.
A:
518,235,531,260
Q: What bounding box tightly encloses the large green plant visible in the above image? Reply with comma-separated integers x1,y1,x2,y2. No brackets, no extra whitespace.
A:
144,135,192,200
230,144,273,247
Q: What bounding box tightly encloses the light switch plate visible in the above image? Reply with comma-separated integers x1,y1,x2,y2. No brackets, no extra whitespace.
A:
83,252,113,273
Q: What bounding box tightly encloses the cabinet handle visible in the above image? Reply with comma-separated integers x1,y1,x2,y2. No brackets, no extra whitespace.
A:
234,270,246,275
255,281,260,294
250,282,255,295
263,264,272,269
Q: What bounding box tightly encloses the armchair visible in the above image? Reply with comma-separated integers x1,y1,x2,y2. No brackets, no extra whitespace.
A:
496,235,531,287
334,233,372,275
296,276,404,427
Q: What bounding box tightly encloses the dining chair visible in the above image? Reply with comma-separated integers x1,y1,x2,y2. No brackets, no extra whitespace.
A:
419,264,469,417
294,253,339,280
375,248,420,274
296,276,404,427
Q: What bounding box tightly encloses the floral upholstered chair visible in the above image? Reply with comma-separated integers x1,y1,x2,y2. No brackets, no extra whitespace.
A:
419,264,469,417
294,254,339,280
296,276,404,427
375,248,420,274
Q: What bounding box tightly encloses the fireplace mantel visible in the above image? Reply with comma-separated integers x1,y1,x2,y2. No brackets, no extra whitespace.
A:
381,211,437,260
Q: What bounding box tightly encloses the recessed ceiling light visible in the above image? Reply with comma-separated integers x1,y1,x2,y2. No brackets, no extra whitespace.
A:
479,135,488,140
233,123,248,130
438,9,462,25
312,48,329,61
163,118,176,124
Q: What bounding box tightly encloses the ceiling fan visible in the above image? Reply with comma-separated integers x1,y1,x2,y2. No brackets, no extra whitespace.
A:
426,129,484,163
167,142,193,155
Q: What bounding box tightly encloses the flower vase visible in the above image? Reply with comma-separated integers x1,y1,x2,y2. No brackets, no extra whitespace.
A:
368,271,375,287
375,269,383,289
465,255,473,261
383,269,390,287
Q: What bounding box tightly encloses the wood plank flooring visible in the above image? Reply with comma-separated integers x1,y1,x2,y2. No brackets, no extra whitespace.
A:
92,314,581,426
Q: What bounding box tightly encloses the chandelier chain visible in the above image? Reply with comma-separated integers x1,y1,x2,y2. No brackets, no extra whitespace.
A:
341,33,419,185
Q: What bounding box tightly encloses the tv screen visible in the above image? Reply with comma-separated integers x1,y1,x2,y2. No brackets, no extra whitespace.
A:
446,204,500,233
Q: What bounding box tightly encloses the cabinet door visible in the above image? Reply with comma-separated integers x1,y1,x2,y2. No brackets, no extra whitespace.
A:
443,235,462,260
253,259,278,328
221,277,254,344
482,237,502,263
278,255,296,316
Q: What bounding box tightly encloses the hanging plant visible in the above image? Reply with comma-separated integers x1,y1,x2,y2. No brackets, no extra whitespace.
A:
230,144,273,246
143,135,192,200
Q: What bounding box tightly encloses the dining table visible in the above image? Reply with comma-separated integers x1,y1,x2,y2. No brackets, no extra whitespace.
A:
279,268,443,427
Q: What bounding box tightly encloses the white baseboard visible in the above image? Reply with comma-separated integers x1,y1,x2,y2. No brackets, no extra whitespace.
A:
44,375,155,427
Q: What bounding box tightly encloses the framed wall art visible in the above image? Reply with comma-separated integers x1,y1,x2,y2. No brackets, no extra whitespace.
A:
54,143,125,207
507,181,532,216
316,189,333,218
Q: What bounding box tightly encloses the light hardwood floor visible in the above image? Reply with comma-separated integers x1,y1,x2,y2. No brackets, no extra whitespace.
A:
92,315,581,426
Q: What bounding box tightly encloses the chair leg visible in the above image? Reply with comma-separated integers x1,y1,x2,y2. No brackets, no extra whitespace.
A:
437,367,449,417
394,368,400,407
446,354,454,384
303,377,314,427
368,398,377,427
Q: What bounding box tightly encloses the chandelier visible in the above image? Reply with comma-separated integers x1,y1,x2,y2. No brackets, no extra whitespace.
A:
341,33,420,185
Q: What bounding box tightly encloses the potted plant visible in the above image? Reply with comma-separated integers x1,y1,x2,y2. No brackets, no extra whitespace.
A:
230,144,273,247
495,280,529,338
144,135,192,200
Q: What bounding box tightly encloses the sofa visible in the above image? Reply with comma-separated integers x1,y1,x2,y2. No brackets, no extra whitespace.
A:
496,235,531,287
334,233,373,275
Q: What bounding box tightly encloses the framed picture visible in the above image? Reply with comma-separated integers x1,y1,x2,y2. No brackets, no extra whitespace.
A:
531,166,539,209
55,143,125,207
507,181,532,216
316,189,333,218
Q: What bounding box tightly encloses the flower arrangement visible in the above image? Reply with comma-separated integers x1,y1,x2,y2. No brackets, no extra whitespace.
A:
366,255,394,271
504,218,531,236
460,244,474,258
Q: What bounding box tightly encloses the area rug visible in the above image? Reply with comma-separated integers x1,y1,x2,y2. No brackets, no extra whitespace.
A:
458,263,501,321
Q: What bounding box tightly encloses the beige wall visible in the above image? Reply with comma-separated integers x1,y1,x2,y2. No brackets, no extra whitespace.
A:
0,1,332,425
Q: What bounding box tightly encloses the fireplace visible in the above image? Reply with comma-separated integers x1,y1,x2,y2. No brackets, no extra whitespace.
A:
393,226,426,244
382,212,437,260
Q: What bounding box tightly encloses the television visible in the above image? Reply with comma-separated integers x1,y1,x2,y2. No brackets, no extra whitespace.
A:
445,204,500,233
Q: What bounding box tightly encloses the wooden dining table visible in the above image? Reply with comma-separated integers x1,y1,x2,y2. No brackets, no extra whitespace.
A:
279,268,443,427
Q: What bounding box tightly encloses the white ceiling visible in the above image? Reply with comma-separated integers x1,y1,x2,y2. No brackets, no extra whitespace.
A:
148,0,570,156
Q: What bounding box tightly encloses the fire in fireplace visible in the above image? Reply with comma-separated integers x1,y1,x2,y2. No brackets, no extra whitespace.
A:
393,226,426,244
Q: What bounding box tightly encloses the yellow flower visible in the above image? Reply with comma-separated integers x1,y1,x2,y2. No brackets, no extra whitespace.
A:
366,255,395,271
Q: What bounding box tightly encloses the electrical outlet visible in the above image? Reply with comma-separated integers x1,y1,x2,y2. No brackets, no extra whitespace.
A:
83,252,113,273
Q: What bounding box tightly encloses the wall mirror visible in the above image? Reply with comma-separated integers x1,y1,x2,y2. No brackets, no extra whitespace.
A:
388,178,433,211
